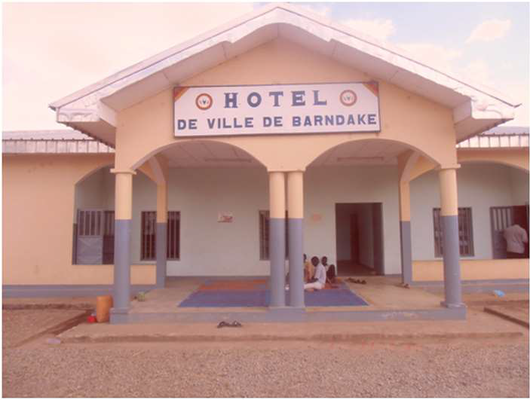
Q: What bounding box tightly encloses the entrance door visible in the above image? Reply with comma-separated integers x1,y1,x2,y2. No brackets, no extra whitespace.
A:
335,203,384,276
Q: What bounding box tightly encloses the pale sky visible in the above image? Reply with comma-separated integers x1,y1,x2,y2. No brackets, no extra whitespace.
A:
3,2,529,131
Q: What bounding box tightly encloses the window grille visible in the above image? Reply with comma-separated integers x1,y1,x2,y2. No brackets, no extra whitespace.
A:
75,210,114,265
141,211,181,261
259,210,288,260
433,207,474,257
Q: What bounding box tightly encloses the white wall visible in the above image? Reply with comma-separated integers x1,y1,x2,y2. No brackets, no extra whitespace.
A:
510,168,529,205
410,163,527,261
304,166,400,275
74,162,528,276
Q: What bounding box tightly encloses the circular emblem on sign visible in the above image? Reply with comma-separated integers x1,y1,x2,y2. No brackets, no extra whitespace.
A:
195,93,213,110
339,90,357,107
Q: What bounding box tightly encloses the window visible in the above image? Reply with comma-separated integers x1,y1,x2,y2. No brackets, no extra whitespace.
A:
74,209,114,265
259,210,288,260
433,207,474,257
141,211,181,261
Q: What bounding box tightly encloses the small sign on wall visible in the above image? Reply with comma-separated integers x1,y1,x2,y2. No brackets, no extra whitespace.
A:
218,212,233,223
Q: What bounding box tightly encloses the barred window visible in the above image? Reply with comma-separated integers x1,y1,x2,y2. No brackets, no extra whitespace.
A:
259,210,288,260
141,211,181,261
74,209,114,265
433,207,474,257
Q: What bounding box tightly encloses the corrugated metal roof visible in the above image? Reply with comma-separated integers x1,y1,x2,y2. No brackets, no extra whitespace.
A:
3,126,527,154
457,126,529,149
2,130,114,154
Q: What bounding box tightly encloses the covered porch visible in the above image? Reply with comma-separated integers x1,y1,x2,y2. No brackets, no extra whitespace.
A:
125,276,463,323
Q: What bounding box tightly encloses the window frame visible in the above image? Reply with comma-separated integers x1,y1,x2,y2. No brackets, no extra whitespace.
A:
140,211,181,261
259,210,289,261
433,207,474,257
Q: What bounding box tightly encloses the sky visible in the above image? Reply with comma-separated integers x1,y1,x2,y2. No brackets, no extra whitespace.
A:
2,2,529,131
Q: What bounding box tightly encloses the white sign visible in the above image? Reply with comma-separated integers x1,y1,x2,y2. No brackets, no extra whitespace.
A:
174,82,380,137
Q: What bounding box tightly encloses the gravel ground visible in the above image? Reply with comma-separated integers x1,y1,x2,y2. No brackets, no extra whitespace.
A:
3,339,528,397
2,310,87,349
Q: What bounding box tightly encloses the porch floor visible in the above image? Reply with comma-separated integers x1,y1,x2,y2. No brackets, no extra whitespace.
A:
122,276,455,323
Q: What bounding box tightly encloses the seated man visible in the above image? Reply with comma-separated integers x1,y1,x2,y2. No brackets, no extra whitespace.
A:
303,253,314,283
321,256,337,283
304,256,326,291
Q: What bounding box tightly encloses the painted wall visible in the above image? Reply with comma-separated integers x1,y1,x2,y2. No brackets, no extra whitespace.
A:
410,163,528,261
75,164,401,276
413,259,529,281
510,168,530,205
4,155,528,284
114,38,459,174
2,154,156,285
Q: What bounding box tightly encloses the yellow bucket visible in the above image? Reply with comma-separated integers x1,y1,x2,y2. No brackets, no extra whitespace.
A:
96,295,113,323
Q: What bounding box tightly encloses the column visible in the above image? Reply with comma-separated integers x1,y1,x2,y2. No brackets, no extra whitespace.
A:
156,183,167,288
111,169,135,320
438,166,464,308
287,171,305,308
269,172,286,307
399,181,413,285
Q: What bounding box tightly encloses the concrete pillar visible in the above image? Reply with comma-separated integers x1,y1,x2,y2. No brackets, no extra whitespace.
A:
268,172,286,307
110,169,135,321
399,181,412,284
438,166,464,308
287,171,305,308
156,183,167,288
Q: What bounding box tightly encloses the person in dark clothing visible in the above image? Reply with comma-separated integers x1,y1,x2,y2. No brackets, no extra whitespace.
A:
321,256,337,283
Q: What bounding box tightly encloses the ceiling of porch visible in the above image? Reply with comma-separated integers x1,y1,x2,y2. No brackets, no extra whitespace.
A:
157,139,408,168
159,141,262,168
310,140,408,167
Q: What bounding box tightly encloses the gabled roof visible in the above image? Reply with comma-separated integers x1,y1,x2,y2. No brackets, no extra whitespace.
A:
50,2,520,146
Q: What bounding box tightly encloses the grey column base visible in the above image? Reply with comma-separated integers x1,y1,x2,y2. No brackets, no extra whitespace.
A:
288,218,305,308
156,223,167,289
400,221,412,285
441,301,466,309
441,215,463,307
269,218,286,307
114,219,132,311
110,307,130,324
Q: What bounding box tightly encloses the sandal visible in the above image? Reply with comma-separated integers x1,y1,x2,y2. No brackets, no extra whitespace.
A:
231,321,243,328
217,321,228,328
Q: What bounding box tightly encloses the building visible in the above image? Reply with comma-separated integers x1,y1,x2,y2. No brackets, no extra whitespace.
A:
2,4,528,323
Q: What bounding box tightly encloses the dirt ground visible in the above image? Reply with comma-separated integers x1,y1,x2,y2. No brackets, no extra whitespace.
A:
2,294,529,398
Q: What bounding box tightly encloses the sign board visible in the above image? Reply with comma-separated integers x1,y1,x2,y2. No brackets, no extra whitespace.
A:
174,82,380,137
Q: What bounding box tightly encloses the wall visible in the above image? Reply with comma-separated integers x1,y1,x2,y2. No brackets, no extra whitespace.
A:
2,154,156,285
413,259,529,281
115,38,458,174
410,163,527,261
510,168,530,205
88,164,401,276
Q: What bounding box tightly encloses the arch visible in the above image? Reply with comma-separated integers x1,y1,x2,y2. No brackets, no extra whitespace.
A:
457,148,529,173
409,148,529,182
307,137,441,168
130,138,267,171
75,163,114,186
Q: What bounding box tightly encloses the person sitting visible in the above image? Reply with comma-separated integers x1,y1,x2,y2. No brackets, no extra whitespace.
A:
321,256,337,283
303,253,314,283
304,256,326,291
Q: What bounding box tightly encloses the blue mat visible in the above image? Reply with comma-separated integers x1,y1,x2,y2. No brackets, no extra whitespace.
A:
178,283,368,308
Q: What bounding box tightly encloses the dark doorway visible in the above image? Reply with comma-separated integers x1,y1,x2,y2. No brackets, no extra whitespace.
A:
335,203,384,276
491,205,529,259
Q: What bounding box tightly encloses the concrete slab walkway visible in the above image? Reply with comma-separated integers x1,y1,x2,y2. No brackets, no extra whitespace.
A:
59,308,527,344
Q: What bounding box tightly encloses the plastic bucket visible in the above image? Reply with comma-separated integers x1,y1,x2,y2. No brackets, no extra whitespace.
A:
96,295,113,323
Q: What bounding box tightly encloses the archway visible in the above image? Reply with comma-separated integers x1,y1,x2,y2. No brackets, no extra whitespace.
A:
305,138,428,277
